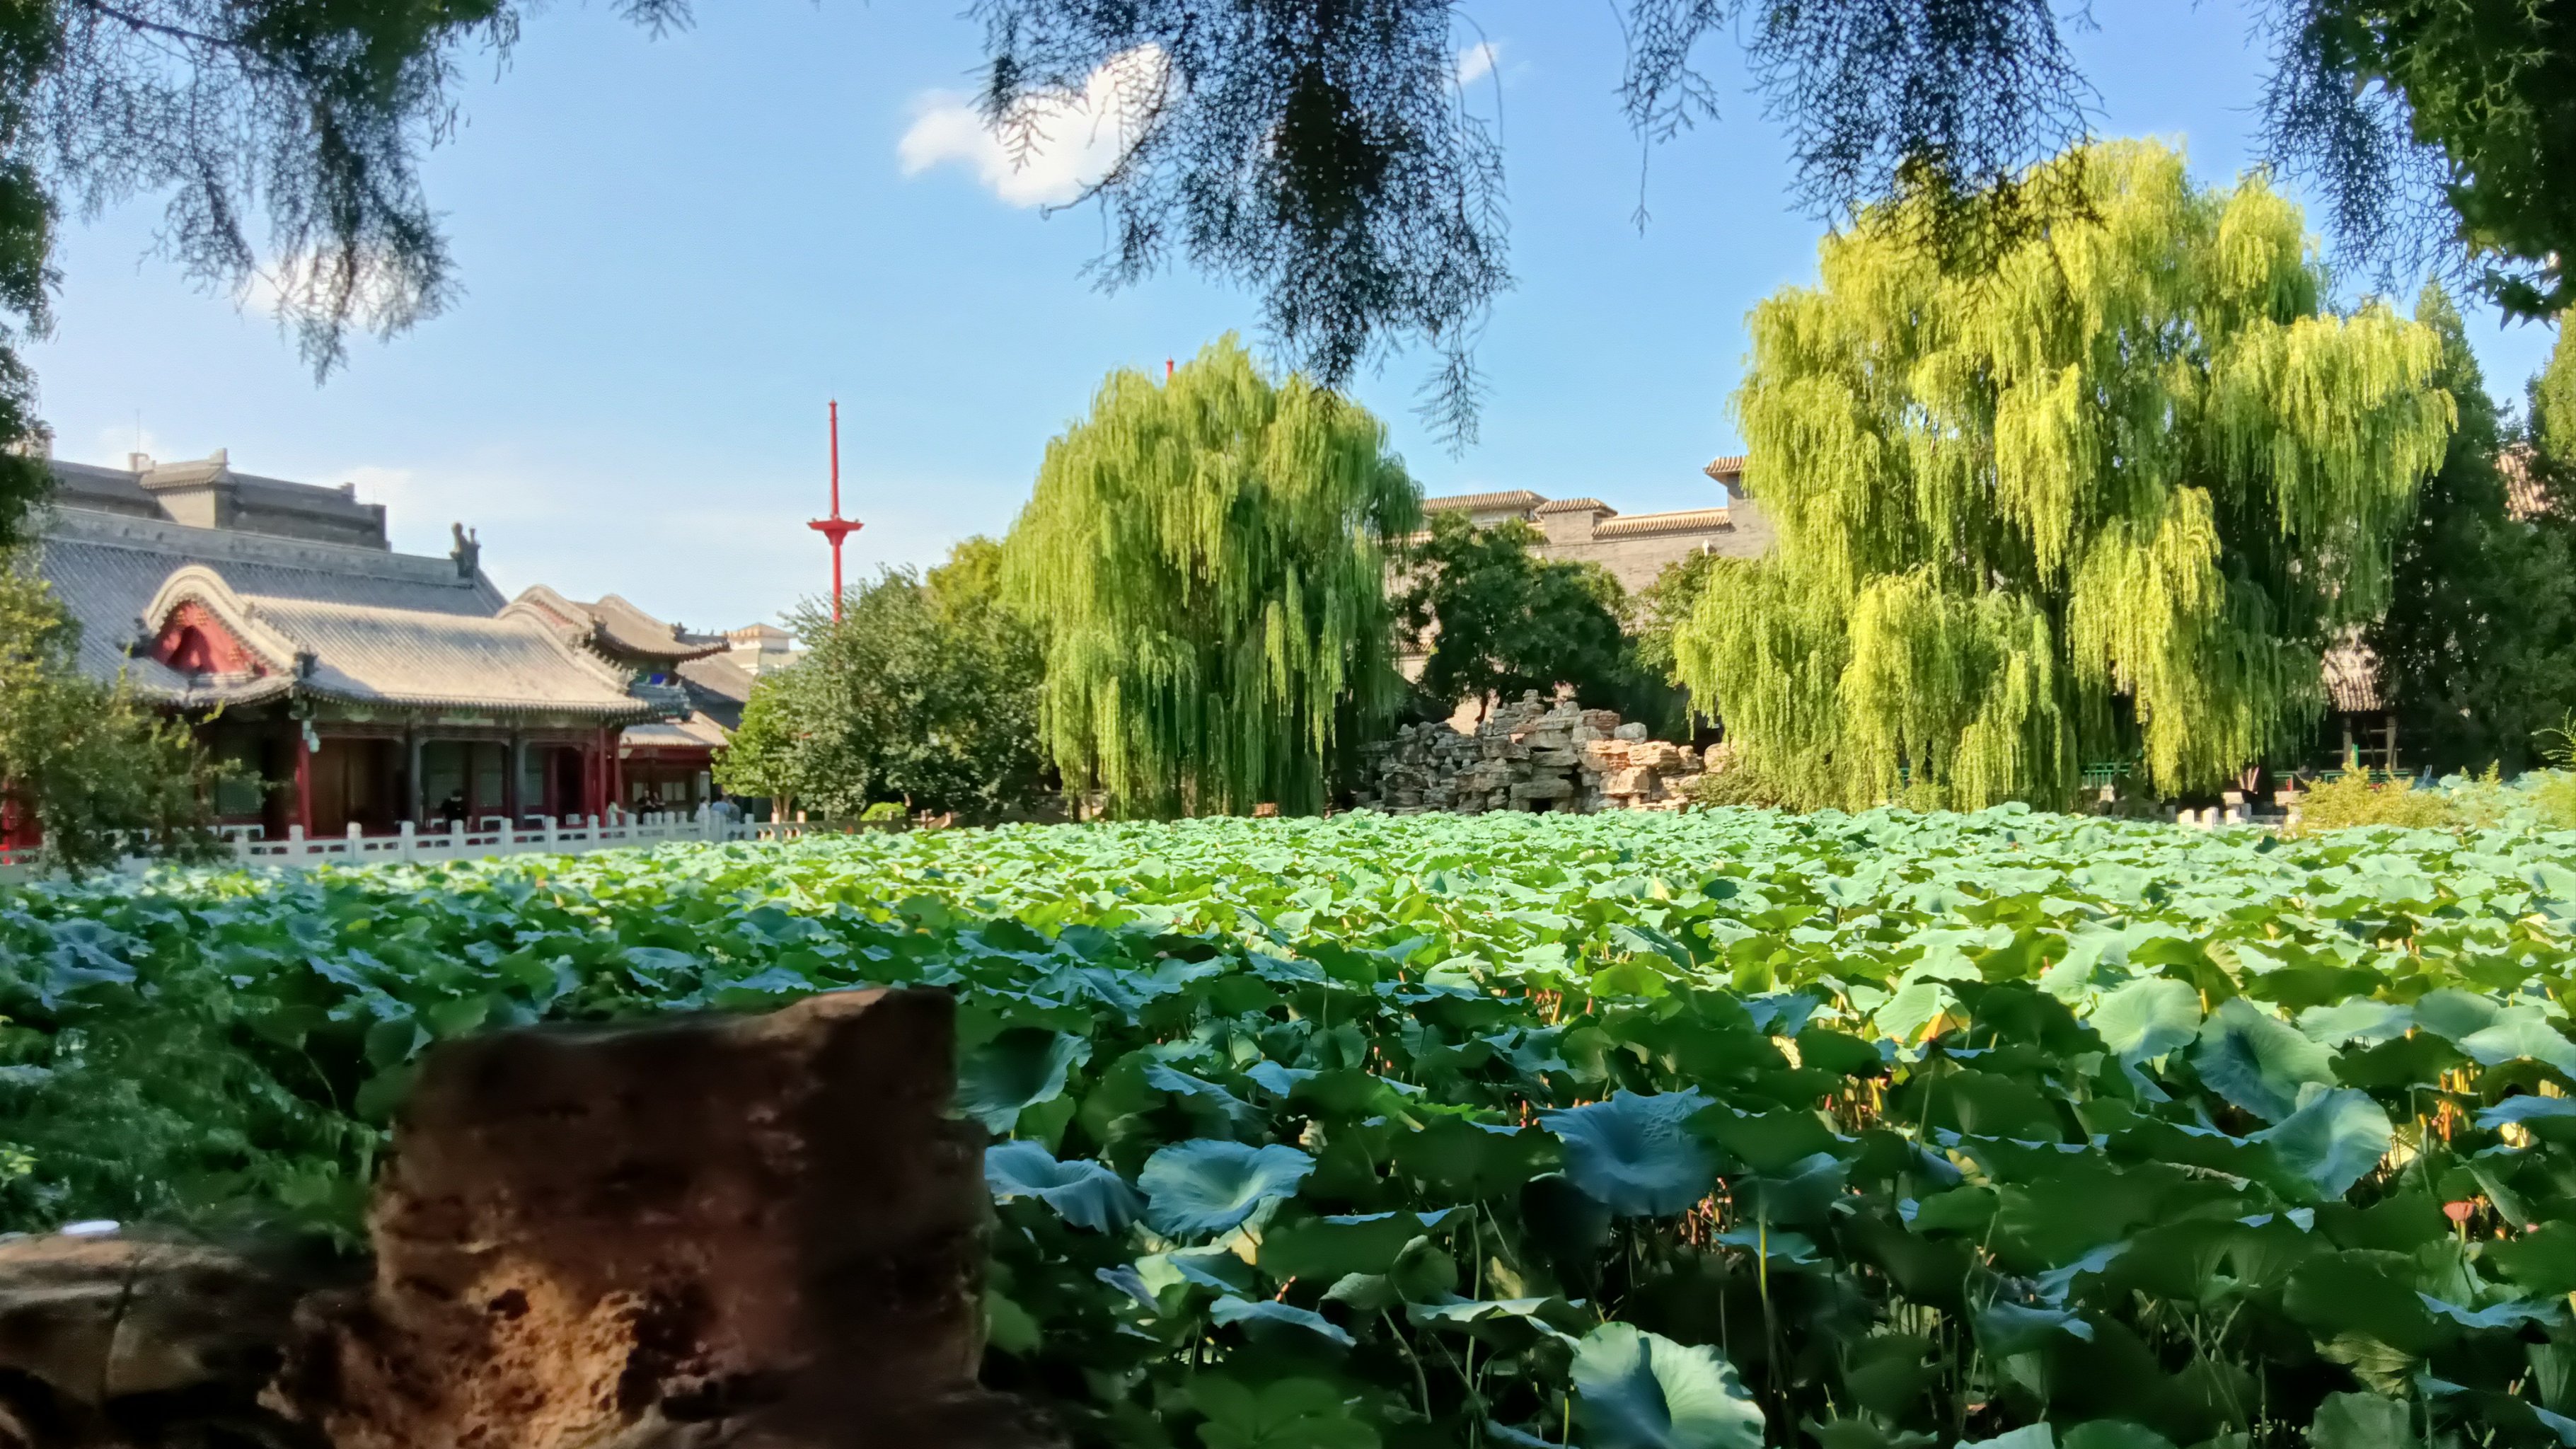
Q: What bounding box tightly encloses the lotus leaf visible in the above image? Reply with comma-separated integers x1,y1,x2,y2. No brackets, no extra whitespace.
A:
983,1141,1143,1232
1139,1139,1315,1239
1542,1090,1718,1217
1570,1322,1764,1449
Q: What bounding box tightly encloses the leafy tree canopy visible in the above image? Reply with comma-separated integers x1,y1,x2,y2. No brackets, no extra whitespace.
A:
0,0,2543,496
1003,336,1418,819
1396,509,1655,726
0,552,226,872
1675,139,2454,812
711,539,1051,822
2270,0,2576,316
0,0,695,544
1628,546,1710,701
2364,287,2576,774
975,0,2571,438
2535,306,2576,472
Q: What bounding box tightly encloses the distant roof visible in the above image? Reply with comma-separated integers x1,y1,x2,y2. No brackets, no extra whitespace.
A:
624,713,732,751
2323,639,2382,714
591,594,725,660
137,567,650,718
680,652,756,704
2504,446,2556,521
1423,490,1546,514
1596,508,1735,539
1704,456,1746,483
36,505,499,687
514,584,726,664
1533,497,1613,516
48,451,390,549
677,652,756,734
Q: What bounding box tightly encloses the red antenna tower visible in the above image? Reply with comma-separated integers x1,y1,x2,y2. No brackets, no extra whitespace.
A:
807,399,863,623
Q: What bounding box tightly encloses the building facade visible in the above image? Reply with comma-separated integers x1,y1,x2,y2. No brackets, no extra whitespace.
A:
13,452,680,848
512,586,744,812
1419,456,1772,595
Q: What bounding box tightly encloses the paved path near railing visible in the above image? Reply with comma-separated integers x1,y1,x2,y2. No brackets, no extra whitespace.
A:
0,811,818,880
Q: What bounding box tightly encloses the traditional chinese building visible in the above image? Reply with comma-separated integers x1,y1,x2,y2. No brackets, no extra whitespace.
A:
512,586,751,812
16,451,679,846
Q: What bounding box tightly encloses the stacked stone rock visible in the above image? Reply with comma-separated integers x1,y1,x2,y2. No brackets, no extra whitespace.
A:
1353,692,1723,814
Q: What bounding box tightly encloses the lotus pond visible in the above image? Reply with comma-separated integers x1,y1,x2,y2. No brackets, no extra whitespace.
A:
4,805,2575,1449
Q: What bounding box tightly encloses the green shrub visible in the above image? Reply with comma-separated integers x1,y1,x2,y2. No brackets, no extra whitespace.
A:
2286,772,2461,833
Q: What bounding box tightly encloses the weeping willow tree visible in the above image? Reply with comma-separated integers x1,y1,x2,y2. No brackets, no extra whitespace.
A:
1004,337,1420,818
1676,140,2455,812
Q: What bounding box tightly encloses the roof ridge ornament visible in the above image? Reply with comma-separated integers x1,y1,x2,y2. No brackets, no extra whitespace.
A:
449,523,480,580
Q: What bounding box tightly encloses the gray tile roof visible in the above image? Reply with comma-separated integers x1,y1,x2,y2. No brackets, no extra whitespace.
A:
2323,639,2384,714
514,584,727,666
676,653,756,733
37,502,650,720
47,453,391,547
35,505,502,686
1594,507,1735,538
624,714,732,750
47,461,163,519
1423,490,1546,515
242,594,648,715
594,595,723,661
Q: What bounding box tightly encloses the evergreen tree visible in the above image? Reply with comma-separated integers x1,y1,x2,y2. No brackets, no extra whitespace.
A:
2535,311,2576,475
1627,550,1721,732
1003,337,1418,818
2366,289,2576,773
1396,511,1648,726
1675,140,2454,811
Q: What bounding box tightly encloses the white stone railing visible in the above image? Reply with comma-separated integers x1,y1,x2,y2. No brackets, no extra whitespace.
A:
0,809,822,880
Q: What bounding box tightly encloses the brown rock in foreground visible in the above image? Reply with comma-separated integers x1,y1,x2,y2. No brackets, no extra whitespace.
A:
280,986,1044,1449
0,1232,320,1447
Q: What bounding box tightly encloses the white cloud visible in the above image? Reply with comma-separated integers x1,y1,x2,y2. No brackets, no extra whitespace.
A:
897,46,1167,209
1456,40,1502,86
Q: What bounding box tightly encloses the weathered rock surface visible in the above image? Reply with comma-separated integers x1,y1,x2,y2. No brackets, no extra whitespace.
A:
278,986,1036,1449
0,1232,322,1447
0,991,1049,1449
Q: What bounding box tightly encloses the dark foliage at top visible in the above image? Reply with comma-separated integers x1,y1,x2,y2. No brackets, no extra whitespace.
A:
974,0,2572,441
970,0,1508,445
0,0,2553,497
2266,0,2576,317
0,0,695,541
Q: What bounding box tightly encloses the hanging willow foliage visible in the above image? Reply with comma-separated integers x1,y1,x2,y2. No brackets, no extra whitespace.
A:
1677,139,2455,811
1004,337,1421,818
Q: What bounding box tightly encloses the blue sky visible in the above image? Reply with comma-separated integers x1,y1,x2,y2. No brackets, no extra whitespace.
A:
26,0,2560,632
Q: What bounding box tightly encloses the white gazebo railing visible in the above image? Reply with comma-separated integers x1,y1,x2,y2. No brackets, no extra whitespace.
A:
0,808,823,881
